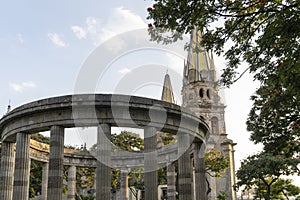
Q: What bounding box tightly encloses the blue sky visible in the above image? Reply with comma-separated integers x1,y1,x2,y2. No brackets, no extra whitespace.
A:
1,0,298,187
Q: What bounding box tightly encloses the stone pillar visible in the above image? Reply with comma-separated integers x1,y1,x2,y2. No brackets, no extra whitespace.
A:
167,162,176,200
144,127,158,200
178,133,192,200
120,169,129,200
47,126,65,200
41,162,49,200
220,142,237,200
67,165,76,200
12,133,31,200
194,142,207,200
96,124,111,200
0,141,16,200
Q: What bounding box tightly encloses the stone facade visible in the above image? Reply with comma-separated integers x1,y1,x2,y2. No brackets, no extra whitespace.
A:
180,27,237,199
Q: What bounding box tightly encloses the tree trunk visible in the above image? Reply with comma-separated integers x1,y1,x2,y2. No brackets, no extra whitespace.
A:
265,185,271,200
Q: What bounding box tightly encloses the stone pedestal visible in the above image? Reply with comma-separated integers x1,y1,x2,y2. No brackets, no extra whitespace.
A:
96,124,111,200
144,127,158,200
13,133,31,200
178,133,192,200
67,165,76,200
47,126,65,200
194,142,207,200
0,142,16,200
120,169,129,200
167,162,176,200
41,162,49,200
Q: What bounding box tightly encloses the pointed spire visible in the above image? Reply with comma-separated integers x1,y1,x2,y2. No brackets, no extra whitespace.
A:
161,71,175,104
183,26,216,83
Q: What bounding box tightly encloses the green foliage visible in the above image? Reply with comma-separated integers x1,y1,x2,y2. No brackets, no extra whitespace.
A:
217,191,228,200
269,178,300,199
148,2,300,196
236,152,299,200
80,194,95,200
29,160,43,198
205,149,230,177
31,133,50,144
111,169,120,190
111,131,144,151
251,178,300,200
129,168,145,191
147,0,300,162
74,167,95,192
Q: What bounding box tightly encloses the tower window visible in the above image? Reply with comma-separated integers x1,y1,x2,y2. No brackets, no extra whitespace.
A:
199,88,204,98
207,89,211,99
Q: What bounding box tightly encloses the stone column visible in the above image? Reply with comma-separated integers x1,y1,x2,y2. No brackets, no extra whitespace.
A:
96,124,111,200
47,125,65,200
0,141,16,200
67,165,76,200
194,142,207,200
12,133,31,200
178,133,192,200
120,169,129,200
167,162,176,200
144,127,158,200
41,162,49,200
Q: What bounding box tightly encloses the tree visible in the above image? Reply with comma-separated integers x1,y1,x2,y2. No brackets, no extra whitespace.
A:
147,0,300,159
236,152,299,200
29,160,43,198
205,149,230,195
111,131,144,152
269,178,300,199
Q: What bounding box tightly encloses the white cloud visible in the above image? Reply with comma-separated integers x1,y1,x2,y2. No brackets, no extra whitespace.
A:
9,81,37,92
16,34,24,44
71,26,86,39
47,33,67,47
118,67,131,74
71,7,147,46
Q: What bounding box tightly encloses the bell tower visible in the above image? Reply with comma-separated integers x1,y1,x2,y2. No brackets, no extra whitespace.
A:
181,26,237,200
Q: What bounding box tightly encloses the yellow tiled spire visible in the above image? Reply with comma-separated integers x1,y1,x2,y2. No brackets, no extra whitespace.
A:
184,26,216,83
161,72,175,103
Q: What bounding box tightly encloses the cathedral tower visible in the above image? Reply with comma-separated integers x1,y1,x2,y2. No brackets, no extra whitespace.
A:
181,26,237,200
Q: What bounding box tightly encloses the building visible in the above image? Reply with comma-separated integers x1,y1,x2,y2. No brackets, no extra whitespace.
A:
161,26,237,199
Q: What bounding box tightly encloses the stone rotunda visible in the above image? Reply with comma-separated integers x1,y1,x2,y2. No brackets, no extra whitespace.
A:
0,27,236,200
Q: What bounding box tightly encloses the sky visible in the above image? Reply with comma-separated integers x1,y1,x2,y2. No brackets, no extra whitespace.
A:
0,0,298,187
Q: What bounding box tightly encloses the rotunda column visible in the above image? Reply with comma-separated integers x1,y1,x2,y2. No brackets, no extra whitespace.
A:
12,132,31,200
47,125,65,200
167,161,176,200
144,126,158,200
178,132,192,200
67,165,76,200
41,162,49,200
96,123,111,200
0,141,16,200
193,141,207,200
120,168,129,200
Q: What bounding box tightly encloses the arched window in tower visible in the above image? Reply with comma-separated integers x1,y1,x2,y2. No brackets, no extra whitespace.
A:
207,89,211,99
199,88,204,98
211,117,219,134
